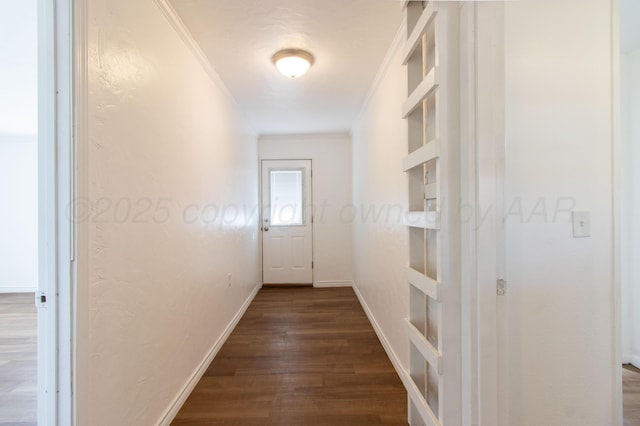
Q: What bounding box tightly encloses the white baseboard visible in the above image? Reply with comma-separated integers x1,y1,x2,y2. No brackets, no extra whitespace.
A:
0,287,36,293
629,354,640,370
158,284,261,426
351,283,412,392
622,352,631,365
313,280,354,288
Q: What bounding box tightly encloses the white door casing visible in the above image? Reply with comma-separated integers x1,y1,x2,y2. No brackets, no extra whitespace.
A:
38,0,76,424
261,160,313,284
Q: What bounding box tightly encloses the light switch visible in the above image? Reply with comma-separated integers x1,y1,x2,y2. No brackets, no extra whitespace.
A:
572,211,590,238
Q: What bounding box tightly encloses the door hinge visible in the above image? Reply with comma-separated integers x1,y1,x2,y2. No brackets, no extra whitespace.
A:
36,292,47,308
497,279,506,296
312,261,314,269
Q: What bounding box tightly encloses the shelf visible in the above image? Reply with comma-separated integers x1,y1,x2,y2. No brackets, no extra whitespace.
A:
406,369,441,426
402,2,436,65
404,211,440,230
403,1,459,424
403,139,439,171
408,267,439,301
406,319,442,374
403,67,438,118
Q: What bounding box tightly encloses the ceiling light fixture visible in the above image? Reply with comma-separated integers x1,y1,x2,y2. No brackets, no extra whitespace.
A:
271,49,314,79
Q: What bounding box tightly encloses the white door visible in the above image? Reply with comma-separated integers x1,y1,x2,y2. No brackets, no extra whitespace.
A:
261,159,313,284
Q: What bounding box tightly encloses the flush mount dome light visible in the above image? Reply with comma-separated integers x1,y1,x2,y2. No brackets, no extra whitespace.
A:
271,49,314,79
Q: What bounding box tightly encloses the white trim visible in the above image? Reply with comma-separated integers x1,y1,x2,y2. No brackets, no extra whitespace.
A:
630,355,640,370
55,0,75,419
352,20,406,130
470,4,506,425
353,282,443,425
612,0,624,425
406,376,440,426
352,284,408,388
38,0,76,424
0,287,37,293
313,280,353,288
152,0,257,136
459,3,478,425
158,284,261,426
37,0,58,423
432,6,462,422
353,283,444,424
404,211,440,230
74,0,89,423
258,132,351,142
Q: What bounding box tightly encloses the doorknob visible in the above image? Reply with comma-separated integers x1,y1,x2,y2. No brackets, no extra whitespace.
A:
264,227,269,232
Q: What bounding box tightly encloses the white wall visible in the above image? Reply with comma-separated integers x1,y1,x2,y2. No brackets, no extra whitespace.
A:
621,49,640,368
0,0,38,135
350,32,409,369
504,0,615,424
332,3,618,425
258,133,353,286
0,136,38,291
0,0,38,292
78,0,260,424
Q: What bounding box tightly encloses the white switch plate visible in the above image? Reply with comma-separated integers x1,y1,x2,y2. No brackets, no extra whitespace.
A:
572,211,590,238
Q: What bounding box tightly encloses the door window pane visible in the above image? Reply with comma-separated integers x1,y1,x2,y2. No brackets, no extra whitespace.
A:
270,169,304,226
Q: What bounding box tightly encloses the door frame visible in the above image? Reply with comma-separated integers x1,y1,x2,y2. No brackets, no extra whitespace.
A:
612,0,624,424
258,158,314,285
37,0,77,423
459,2,506,425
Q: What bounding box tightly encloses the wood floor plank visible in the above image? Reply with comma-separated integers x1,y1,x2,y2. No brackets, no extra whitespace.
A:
172,287,408,425
624,364,640,426
0,293,36,425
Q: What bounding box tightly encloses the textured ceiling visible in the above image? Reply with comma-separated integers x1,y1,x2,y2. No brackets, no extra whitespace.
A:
169,0,403,135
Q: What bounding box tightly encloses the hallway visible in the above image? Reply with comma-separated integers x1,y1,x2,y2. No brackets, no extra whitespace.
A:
171,287,407,425
32,0,625,423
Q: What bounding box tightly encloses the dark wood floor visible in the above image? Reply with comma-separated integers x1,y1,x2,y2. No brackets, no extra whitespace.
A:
624,364,640,426
0,293,37,426
172,287,408,425
4,288,639,425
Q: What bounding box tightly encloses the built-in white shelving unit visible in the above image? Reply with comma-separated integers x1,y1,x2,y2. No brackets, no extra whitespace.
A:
402,2,461,425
